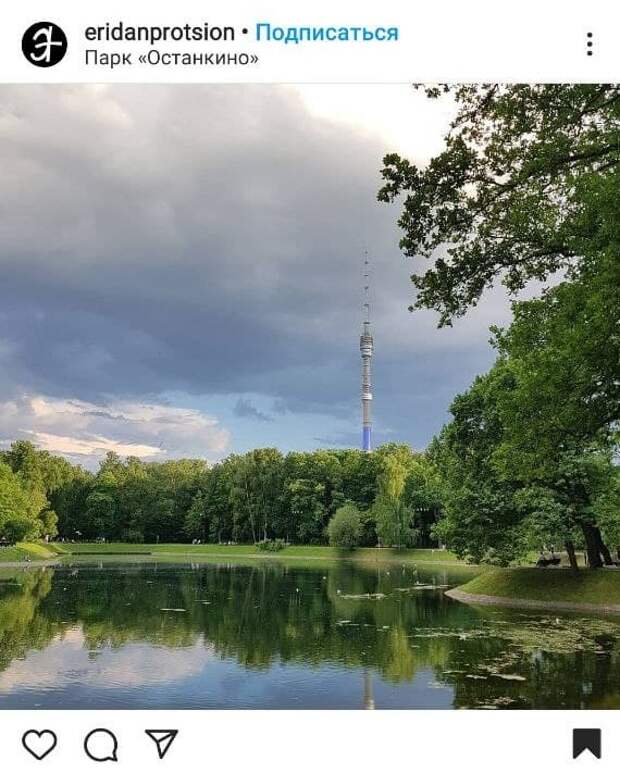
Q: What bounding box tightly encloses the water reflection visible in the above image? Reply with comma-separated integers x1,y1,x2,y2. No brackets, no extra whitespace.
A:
1,561,620,709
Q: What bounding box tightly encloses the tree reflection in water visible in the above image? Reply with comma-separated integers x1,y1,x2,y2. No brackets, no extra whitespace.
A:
1,561,620,709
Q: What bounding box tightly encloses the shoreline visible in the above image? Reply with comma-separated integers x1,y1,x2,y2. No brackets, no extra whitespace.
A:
0,559,60,570
0,551,469,569
154,550,469,566
446,587,620,615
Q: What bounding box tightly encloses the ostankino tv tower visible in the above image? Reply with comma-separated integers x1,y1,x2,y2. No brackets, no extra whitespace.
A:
360,255,373,452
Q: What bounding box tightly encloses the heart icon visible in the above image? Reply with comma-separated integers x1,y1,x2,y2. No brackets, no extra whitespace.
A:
22,730,58,761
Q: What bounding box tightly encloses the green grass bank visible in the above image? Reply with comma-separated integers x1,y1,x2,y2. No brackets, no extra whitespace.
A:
0,542,65,563
450,567,620,612
51,542,460,564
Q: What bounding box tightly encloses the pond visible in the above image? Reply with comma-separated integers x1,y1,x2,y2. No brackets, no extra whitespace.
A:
1,559,620,709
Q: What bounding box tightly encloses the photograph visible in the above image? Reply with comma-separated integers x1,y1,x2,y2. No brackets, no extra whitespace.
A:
0,82,618,710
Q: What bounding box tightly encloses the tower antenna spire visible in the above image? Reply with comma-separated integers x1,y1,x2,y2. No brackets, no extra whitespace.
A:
360,251,374,452
363,251,370,323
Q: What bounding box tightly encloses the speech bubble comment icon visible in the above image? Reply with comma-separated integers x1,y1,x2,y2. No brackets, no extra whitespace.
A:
84,729,119,762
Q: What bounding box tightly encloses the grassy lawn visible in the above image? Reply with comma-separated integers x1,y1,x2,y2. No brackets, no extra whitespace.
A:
51,542,460,564
0,542,64,562
458,567,620,606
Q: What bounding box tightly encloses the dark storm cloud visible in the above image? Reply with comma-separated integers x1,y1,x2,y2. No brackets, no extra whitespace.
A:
233,398,273,423
0,85,508,449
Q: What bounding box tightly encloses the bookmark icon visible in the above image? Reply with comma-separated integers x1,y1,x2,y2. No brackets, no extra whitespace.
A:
573,728,601,759
145,730,179,760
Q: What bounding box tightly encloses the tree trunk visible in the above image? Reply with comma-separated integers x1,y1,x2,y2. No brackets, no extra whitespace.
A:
581,523,603,568
594,527,614,565
565,540,579,572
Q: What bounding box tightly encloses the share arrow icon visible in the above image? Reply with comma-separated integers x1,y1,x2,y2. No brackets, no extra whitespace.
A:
145,730,179,760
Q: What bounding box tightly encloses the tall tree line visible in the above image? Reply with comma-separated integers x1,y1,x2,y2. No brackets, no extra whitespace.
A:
0,441,442,546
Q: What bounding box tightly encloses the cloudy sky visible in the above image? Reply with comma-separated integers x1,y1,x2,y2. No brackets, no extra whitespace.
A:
0,84,516,467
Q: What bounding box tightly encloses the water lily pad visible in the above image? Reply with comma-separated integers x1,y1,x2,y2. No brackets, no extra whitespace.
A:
493,673,526,681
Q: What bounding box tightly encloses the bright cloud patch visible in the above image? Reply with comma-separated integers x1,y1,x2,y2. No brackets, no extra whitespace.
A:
0,395,231,465
30,432,164,459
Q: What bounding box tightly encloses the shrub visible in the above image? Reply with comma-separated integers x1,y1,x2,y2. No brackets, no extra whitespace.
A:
121,528,144,544
256,538,286,552
39,509,59,539
2,516,36,544
327,503,362,549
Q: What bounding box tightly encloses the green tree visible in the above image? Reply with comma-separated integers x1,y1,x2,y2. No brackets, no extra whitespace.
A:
0,463,38,542
595,467,620,560
372,446,418,548
337,449,379,509
84,482,119,539
429,366,530,565
377,83,620,570
230,449,284,542
287,478,326,543
3,517,35,543
205,462,235,543
327,503,362,549
431,358,617,569
492,258,620,476
184,490,208,541
378,84,620,325
54,466,94,539
3,439,80,538
403,454,444,547
282,450,344,543
487,273,619,568
39,509,59,540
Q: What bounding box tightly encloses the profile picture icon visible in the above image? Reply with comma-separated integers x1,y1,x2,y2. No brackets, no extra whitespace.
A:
22,22,67,67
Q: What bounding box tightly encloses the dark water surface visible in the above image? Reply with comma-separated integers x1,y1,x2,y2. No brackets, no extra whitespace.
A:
1,559,620,709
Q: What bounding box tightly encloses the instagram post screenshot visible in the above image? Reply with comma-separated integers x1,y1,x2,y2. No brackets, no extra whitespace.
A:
0,0,619,769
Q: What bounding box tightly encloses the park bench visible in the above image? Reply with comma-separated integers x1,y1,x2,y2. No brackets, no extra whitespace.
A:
535,555,562,568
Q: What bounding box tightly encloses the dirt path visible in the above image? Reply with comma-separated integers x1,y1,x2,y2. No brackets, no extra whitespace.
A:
446,587,620,615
